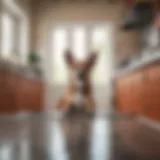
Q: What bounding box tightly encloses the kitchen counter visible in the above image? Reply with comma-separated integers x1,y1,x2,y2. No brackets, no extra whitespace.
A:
0,59,44,114
0,59,43,81
115,51,160,77
115,52,160,122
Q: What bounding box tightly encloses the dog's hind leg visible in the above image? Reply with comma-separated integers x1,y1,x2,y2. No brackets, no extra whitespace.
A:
57,95,73,112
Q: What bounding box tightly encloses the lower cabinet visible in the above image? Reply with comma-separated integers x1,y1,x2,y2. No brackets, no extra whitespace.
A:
0,71,44,114
116,71,143,114
115,63,160,122
143,64,160,122
16,78,44,112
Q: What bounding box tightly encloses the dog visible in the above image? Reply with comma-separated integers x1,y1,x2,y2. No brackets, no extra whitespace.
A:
57,50,97,114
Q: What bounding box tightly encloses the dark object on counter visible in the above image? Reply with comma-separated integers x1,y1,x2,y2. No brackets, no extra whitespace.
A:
119,59,130,68
28,52,40,65
121,2,154,30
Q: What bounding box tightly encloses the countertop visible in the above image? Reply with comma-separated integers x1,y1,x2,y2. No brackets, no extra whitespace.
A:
115,51,160,77
0,59,43,81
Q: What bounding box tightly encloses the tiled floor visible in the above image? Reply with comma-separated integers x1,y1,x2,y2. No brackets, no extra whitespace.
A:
0,113,160,160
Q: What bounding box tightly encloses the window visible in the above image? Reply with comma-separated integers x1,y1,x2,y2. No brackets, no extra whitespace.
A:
72,26,86,60
1,12,15,58
52,28,68,84
51,24,113,85
0,0,28,62
91,27,107,84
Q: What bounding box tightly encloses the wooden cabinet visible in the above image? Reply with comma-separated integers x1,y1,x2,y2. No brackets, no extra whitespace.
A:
129,71,143,114
0,72,17,113
16,77,44,112
0,71,44,114
143,64,160,121
116,71,144,114
0,71,6,113
116,75,133,114
115,62,160,122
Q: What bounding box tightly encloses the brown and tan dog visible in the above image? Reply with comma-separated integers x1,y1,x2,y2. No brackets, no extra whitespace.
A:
57,50,97,113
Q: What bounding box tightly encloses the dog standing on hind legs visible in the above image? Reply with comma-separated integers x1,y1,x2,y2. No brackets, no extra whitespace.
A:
57,50,97,114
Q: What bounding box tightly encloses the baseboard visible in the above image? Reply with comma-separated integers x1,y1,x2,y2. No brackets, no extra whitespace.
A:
139,116,160,132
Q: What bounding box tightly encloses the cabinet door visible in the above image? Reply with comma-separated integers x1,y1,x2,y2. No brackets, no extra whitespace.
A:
116,71,144,115
17,78,43,112
27,80,40,112
116,75,134,114
115,77,124,112
34,81,43,112
123,75,133,114
3,74,17,113
0,71,6,113
17,78,33,112
116,76,129,113
16,77,26,112
143,64,160,122
129,71,144,114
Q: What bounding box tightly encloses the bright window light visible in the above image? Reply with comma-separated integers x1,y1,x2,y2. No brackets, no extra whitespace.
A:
1,13,14,58
72,26,86,60
1,0,29,63
52,28,68,84
52,25,113,85
91,27,108,85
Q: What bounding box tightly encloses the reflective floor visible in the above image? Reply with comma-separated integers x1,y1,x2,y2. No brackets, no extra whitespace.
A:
0,113,160,160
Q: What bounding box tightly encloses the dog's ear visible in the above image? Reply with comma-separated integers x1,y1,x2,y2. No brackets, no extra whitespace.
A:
87,52,97,69
64,50,73,65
